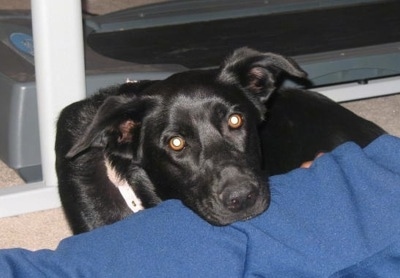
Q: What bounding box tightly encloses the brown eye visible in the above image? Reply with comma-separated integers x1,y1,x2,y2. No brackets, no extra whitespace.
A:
228,113,243,129
168,136,186,151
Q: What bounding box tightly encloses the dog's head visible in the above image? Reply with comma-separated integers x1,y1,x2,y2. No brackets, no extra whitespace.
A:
66,48,306,225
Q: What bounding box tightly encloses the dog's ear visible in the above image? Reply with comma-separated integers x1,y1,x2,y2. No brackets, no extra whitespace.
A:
66,95,157,159
218,47,307,103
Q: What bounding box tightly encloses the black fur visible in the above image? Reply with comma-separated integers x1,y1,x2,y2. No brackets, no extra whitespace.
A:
56,48,385,234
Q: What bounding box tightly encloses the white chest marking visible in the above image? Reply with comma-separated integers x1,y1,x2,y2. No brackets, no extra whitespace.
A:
105,159,144,213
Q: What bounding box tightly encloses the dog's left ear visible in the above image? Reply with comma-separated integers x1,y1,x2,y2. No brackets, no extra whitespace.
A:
66,95,157,159
218,47,307,103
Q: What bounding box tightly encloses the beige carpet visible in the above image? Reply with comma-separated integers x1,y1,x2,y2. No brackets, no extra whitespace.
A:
0,164,72,251
0,208,71,250
0,0,166,14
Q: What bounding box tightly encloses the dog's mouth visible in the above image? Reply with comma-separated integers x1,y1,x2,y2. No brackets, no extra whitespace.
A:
204,197,270,226
189,184,270,226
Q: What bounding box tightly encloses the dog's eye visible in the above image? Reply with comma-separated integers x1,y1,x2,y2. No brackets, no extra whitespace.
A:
228,114,243,129
168,136,186,151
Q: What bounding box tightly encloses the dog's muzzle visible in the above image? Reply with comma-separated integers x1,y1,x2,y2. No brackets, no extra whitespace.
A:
194,169,270,226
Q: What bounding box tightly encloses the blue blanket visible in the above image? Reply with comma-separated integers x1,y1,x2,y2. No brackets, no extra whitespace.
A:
1,135,400,277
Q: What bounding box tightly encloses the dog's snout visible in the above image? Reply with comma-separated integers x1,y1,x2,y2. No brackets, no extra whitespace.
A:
220,185,259,212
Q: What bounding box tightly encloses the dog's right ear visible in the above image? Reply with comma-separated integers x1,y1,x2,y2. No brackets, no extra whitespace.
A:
218,47,307,103
66,95,157,159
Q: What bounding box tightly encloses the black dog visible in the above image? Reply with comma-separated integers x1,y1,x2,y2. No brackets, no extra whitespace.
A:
56,48,385,234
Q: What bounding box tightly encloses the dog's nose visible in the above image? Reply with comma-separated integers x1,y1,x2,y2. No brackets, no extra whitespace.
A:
220,185,259,212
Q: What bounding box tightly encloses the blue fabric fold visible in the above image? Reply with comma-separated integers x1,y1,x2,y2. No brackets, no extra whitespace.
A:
1,135,399,277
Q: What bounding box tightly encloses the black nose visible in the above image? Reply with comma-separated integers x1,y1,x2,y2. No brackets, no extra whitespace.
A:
220,185,259,212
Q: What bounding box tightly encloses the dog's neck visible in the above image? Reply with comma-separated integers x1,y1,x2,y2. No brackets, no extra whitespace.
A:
105,158,144,213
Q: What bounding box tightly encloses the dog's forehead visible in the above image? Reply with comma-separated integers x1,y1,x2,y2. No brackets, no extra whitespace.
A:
163,84,248,121
155,70,248,104
143,69,261,126
168,94,230,117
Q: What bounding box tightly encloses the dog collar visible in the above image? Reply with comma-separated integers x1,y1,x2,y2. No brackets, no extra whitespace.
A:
105,158,144,213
